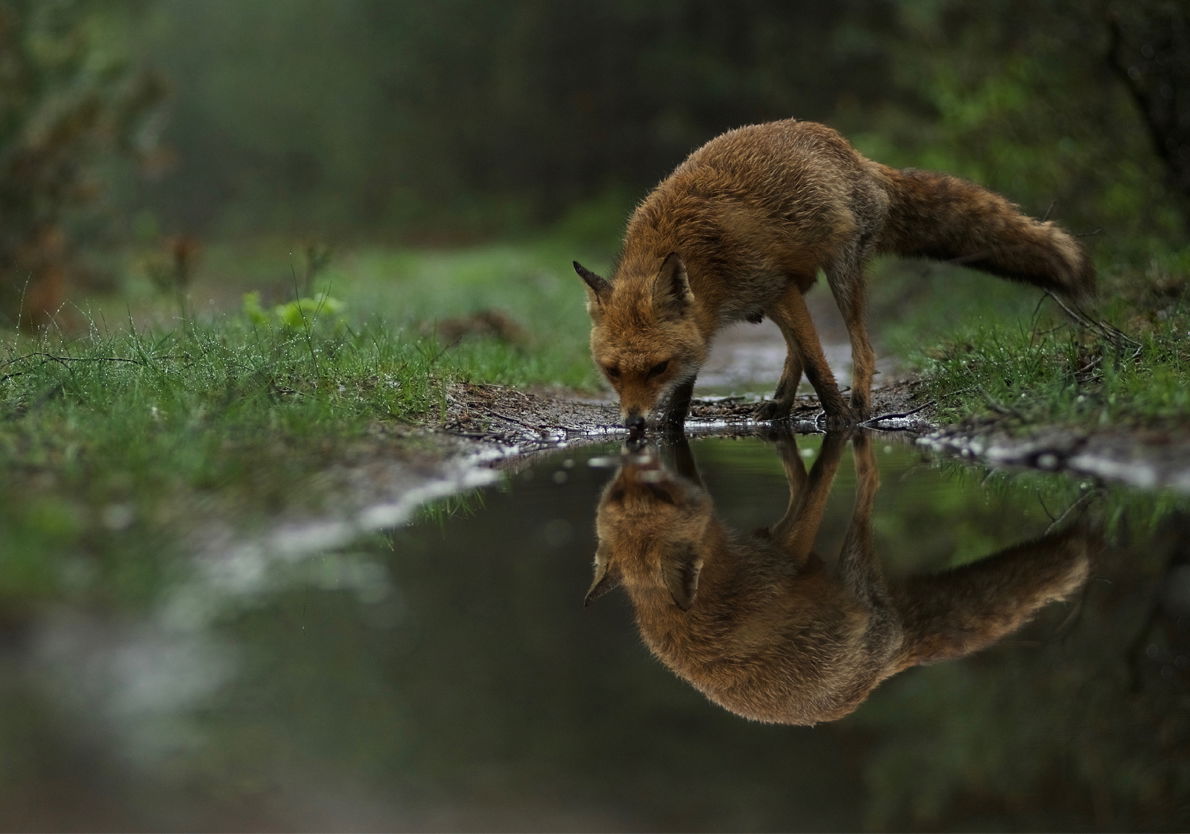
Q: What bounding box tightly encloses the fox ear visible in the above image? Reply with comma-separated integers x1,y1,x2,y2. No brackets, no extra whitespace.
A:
584,544,620,607
574,261,611,304
652,252,693,318
661,542,703,611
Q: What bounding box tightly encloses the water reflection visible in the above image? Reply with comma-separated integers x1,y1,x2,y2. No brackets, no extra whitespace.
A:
587,430,1100,725
1,434,1186,830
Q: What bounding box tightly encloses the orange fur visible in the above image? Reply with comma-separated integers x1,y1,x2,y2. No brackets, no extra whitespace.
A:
574,119,1094,430
587,433,1096,725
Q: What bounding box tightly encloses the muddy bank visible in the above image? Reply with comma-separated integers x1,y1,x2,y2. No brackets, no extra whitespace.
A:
438,380,1190,495
193,374,1185,572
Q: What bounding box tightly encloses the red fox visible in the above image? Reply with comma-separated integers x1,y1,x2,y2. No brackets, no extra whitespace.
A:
586,431,1098,725
573,119,1094,433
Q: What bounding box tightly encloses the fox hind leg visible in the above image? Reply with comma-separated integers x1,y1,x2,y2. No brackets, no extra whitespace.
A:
756,337,804,421
764,283,853,425
825,254,876,418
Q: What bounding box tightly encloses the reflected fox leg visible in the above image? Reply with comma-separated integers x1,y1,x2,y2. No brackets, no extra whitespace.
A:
825,257,876,417
839,432,882,597
838,433,900,654
771,431,848,565
765,284,852,424
661,431,704,487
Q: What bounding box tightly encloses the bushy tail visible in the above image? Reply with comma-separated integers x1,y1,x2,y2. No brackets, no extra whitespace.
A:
876,165,1095,303
892,523,1096,670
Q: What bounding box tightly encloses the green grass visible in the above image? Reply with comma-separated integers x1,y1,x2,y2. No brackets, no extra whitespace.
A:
876,250,1190,431
0,234,604,597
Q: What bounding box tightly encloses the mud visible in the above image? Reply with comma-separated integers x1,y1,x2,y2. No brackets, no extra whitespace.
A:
437,379,1190,495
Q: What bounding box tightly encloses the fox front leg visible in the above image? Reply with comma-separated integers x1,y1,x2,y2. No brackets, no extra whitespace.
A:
660,376,696,434
766,285,855,427
756,342,804,421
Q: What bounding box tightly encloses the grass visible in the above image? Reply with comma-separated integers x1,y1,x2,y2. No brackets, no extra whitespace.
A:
875,249,1190,431
0,234,603,598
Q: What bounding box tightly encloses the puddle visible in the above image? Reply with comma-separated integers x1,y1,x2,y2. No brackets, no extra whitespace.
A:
1,432,1187,831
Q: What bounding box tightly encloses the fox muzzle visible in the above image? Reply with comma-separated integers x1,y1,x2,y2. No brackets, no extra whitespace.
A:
624,413,647,439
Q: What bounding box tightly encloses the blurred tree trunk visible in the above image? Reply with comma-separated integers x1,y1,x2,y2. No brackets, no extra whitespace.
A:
1107,3,1190,228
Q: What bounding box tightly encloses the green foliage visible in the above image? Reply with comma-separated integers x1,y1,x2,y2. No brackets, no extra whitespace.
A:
108,0,1186,251
0,315,441,585
242,290,347,330
0,233,601,584
848,0,1186,259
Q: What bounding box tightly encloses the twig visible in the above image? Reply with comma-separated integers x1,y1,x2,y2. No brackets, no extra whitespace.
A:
861,399,937,425
1043,488,1101,534
0,351,151,373
1045,291,1142,355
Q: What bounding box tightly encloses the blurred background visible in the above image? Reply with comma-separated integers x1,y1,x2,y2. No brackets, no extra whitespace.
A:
1,0,1187,326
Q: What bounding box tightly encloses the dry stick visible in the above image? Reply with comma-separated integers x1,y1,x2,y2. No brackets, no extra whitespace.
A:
860,398,937,426
1043,488,1101,535
1046,291,1142,355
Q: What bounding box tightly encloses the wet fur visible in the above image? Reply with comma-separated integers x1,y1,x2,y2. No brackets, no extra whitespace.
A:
577,119,1094,428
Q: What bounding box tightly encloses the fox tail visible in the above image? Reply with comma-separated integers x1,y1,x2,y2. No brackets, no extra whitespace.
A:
876,165,1095,303
892,523,1096,670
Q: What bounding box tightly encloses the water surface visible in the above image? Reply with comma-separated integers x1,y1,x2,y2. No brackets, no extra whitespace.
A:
1,432,1186,831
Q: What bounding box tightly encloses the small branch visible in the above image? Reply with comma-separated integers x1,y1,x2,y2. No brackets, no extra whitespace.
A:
1044,292,1142,355
1043,488,1101,535
861,399,937,426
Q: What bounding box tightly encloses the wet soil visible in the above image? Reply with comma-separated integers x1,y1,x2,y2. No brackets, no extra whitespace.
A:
435,378,1190,494
430,294,1188,495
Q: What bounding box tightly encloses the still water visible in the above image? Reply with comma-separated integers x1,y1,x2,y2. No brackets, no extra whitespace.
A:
1,431,1187,831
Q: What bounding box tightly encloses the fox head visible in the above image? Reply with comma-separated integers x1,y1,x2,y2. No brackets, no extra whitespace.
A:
573,253,707,433
586,445,712,611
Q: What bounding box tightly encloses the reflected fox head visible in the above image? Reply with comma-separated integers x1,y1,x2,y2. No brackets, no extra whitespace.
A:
586,445,713,611
573,253,707,432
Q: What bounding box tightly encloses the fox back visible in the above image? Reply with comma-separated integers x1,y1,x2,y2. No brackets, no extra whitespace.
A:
574,119,1094,429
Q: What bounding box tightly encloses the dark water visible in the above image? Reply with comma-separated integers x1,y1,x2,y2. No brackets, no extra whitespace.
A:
2,432,1187,831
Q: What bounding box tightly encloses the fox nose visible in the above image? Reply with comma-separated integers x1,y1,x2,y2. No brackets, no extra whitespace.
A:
624,414,647,437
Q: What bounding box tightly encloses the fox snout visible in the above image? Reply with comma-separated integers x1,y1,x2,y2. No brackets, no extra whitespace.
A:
624,412,647,437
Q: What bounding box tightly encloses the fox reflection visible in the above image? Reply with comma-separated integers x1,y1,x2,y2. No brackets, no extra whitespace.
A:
586,432,1097,725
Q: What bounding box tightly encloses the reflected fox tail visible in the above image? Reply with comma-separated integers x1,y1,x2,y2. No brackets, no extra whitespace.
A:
876,165,1095,303
893,524,1096,669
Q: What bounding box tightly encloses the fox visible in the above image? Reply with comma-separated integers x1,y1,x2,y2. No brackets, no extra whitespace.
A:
585,431,1098,725
573,119,1095,433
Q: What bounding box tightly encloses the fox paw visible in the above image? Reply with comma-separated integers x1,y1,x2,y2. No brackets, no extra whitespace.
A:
755,400,792,422
815,408,858,430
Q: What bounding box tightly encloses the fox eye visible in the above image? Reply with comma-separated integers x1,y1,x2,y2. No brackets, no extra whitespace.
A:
647,359,669,379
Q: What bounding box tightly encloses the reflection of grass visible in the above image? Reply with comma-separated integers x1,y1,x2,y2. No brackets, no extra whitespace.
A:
876,251,1189,430
410,489,491,530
